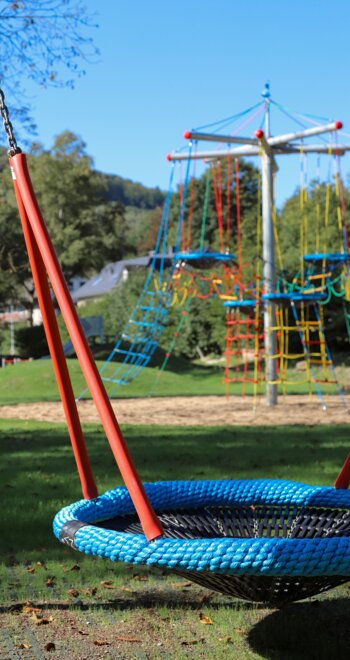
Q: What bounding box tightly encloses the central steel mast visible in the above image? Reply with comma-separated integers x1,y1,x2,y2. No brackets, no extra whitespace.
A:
261,84,278,405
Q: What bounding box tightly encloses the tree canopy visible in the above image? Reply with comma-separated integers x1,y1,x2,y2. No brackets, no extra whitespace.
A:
0,131,136,315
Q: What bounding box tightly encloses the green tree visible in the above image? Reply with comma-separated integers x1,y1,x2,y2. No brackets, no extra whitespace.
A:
28,131,130,281
0,132,132,316
0,147,31,312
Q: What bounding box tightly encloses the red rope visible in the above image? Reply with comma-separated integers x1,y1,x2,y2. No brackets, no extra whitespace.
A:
235,158,242,272
187,176,196,250
226,153,231,250
211,162,224,252
178,163,186,251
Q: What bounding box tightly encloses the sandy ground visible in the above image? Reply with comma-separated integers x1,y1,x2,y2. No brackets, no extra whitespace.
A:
0,394,349,426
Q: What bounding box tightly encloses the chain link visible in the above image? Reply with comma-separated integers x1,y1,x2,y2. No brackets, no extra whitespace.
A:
0,88,21,156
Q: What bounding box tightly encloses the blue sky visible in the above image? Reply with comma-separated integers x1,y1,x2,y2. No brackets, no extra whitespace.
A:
21,0,350,205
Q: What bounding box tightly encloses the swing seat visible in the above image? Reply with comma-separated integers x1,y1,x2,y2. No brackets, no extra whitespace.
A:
176,251,236,270
262,292,327,306
304,253,350,264
224,300,258,308
54,479,350,606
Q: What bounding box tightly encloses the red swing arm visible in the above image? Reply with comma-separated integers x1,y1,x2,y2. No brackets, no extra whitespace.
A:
10,152,163,541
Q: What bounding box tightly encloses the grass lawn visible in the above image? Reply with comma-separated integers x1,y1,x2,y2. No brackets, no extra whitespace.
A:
0,357,341,404
0,418,349,658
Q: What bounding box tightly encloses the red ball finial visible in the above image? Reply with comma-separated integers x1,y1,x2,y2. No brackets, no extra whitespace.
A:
184,130,192,139
335,121,343,130
166,153,172,161
255,129,264,139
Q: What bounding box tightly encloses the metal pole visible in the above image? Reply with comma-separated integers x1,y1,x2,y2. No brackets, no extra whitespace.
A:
9,303,15,354
166,144,350,161
261,97,278,405
184,130,259,146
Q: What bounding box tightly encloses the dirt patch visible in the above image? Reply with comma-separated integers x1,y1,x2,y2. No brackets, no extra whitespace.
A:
0,394,349,426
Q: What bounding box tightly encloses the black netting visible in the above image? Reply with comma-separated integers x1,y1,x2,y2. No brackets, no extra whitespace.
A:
96,504,350,604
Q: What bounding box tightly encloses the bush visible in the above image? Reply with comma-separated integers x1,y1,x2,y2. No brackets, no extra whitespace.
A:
15,325,49,359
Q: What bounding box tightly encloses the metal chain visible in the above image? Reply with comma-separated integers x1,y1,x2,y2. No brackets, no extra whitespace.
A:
0,88,21,156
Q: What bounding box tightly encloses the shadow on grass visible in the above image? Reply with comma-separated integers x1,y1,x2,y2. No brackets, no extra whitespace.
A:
0,591,264,613
248,597,350,660
91,341,215,376
0,421,348,559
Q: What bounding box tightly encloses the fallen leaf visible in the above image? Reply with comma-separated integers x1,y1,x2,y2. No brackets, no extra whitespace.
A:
36,561,45,568
100,580,113,587
44,642,55,651
199,612,213,625
38,618,53,626
93,640,111,646
115,636,142,643
235,627,247,637
31,613,53,626
23,605,41,615
67,588,79,598
46,577,55,587
181,640,198,646
219,636,233,643
181,638,205,646
15,643,32,649
26,566,35,574
173,581,192,588
81,587,97,596
120,587,136,594
70,564,80,571
78,630,89,636
132,574,148,581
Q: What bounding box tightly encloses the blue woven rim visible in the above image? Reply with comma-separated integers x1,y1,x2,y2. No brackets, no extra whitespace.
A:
176,251,236,262
54,479,350,577
224,300,258,308
304,253,350,263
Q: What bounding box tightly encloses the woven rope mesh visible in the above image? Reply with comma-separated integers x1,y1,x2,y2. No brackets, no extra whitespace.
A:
96,504,350,604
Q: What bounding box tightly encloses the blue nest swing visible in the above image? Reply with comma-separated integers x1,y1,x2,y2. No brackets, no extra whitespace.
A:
54,479,350,605
262,291,327,306
176,251,236,269
224,300,258,309
304,252,350,264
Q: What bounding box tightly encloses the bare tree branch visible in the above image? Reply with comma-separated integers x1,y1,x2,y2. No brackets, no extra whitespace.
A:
0,1,98,135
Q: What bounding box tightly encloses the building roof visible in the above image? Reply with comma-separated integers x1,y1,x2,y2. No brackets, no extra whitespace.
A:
72,252,174,302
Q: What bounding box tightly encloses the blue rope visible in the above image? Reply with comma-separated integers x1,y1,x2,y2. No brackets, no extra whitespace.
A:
54,479,350,577
93,166,176,395
193,101,264,132
270,98,334,123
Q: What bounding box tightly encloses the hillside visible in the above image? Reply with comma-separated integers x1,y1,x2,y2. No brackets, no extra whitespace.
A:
101,172,165,209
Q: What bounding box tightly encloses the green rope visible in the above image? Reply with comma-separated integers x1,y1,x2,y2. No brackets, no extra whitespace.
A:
343,300,350,337
149,297,192,395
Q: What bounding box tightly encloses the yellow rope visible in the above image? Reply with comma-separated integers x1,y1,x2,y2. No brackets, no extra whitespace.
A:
333,156,345,253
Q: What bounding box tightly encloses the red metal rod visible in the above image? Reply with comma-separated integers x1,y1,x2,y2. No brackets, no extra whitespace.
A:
334,452,350,489
12,177,98,500
10,153,163,541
